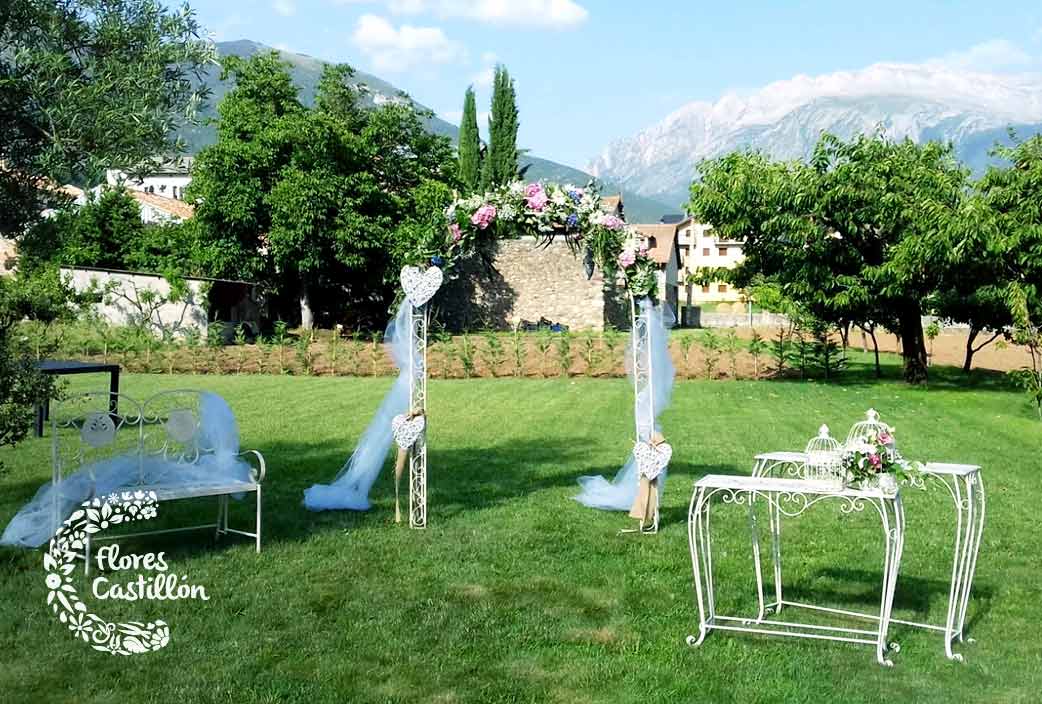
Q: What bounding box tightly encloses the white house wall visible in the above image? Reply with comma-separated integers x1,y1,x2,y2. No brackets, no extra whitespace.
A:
62,267,208,335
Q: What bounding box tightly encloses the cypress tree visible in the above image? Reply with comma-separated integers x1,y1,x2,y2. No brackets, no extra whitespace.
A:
485,65,519,187
457,86,482,192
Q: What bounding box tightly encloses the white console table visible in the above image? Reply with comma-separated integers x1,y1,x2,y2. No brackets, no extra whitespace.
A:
686,474,906,667
751,453,985,661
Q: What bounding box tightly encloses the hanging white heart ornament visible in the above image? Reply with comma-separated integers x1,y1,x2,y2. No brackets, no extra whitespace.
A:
392,413,426,450
633,441,672,481
400,266,443,307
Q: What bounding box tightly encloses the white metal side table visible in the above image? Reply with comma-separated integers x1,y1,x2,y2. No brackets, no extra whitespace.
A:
687,474,906,667
750,455,985,661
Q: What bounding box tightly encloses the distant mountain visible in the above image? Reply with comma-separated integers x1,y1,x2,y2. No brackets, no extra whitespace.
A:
588,62,1042,208
181,40,672,222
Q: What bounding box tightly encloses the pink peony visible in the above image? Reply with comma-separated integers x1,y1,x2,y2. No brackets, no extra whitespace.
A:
877,431,893,446
449,223,462,242
525,183,548,212
868,453,882,468
471,204,497,230
618,249,636,268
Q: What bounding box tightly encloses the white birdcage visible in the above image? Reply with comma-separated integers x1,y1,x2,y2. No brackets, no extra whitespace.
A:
846,408,896,457
803,424,845,487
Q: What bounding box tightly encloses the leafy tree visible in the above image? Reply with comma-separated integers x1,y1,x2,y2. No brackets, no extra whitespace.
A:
0,0,213,236
458,87,483,192
52,188,146,269
689,133,966,383
483,66,519,189
189,53,456,328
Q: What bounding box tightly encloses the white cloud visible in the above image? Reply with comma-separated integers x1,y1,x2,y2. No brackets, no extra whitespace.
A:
440,109,490,126
351,14,467,72
336,0,588,29
928,39,1032,72
472,65,495,88
272,0,297,17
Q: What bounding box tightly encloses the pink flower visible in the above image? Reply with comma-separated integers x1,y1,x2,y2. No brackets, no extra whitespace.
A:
868,453,882,468
599,214,624,230
618,249,636,268
449,223,462,242
877,432,893,446
471,204,497,230
525,184,548,212
637,241,649,255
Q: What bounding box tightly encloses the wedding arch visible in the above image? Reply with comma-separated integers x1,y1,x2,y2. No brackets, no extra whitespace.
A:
304,181,676,532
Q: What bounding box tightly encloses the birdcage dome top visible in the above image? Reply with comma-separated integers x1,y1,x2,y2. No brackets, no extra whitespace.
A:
805,424,842,469
845,408,894,449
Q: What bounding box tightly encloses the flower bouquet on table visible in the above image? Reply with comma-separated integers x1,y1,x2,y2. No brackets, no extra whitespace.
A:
841,428,919,493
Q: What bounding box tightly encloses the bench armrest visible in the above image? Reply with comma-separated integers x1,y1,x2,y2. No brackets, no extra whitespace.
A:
239,449,266,483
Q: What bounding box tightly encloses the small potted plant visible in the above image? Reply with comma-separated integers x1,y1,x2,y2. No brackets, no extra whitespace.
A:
840,427,918,493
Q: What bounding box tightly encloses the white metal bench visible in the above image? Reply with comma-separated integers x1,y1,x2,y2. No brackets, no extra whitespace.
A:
51,390,265,568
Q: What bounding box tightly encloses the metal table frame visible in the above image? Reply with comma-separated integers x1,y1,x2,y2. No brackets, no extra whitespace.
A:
687,474,906,667
34,361,120,437
751,452,985,661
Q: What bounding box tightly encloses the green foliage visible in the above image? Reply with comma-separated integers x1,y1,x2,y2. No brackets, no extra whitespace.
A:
480,331,506,377
555,332,573,377
677,333,696,376
510,328,526,377
535,329,554,377
0,0,214,236
770,328,790,375
747,330,767,379
189,53,456,325
808,325,847,380
294,330,315,376
578,330,602,377
457,333,477,379
690,132,968,384
483,66,519,188
722,329,741,378
699,330,721,379
458,87,482,192
273,321,290,375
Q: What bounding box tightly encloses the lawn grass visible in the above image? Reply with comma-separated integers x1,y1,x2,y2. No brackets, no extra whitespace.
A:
1,358,1039,703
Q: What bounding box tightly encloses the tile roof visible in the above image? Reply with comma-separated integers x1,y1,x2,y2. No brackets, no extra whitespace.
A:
130,191,195,220
630,223,678,265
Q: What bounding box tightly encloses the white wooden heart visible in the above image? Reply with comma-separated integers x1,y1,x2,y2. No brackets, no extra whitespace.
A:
633,440,672,481
392,413,426,450
400,265,443,307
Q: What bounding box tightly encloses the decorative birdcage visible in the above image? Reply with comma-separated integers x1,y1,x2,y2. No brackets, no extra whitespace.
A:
846,409,896,458
803,424,845,487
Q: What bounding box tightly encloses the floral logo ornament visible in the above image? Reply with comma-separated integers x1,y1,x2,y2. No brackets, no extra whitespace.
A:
44,491,170,655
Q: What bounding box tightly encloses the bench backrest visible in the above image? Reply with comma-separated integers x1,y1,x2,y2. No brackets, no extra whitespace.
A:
50,391,145,486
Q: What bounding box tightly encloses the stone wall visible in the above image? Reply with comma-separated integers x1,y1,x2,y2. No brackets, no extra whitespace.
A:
436,237,628,331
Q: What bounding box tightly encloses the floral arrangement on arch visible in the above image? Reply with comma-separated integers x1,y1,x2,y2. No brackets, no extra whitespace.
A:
841,427,918,485
438,181,659,299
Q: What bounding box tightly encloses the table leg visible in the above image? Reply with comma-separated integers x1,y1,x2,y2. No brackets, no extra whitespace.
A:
876,496,904,667
687,487,712,647
942,472,985,661
748,496,766,622
769,495,783,614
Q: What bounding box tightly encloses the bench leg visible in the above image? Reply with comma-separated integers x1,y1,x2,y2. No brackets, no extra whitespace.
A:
255,486,262,553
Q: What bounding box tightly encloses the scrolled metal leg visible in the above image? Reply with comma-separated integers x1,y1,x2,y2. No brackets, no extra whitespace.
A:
769,496,783,615
687,488,712,647
747,496,767,622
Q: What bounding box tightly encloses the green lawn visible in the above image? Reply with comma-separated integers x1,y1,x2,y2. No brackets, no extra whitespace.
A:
1,361,1039,703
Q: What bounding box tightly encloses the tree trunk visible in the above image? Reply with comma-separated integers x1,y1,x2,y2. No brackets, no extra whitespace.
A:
963,326,979,374
299,281,314,331
898,303,928,384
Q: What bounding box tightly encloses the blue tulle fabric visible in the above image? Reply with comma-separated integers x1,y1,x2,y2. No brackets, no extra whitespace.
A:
574,298,676,510
1,393,251,548
304,300,413,511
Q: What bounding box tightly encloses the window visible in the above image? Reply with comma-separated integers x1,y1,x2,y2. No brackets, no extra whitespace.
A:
718,284,728,293
701,285,710,293
702,248,710,257
718,247,728,257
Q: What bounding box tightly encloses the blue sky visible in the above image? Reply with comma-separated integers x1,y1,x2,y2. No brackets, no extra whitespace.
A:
184,0,1042,169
